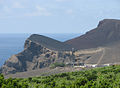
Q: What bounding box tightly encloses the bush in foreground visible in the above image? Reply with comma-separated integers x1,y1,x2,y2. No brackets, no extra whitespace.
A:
1,65,120,88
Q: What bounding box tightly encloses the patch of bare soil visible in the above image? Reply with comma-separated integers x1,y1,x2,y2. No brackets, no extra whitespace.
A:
5,67,83,79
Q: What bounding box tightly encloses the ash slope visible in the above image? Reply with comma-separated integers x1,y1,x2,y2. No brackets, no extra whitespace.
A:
27,34,73,51
65,19,120,50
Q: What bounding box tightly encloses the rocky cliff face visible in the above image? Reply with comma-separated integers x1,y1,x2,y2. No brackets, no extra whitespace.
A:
65,19,120,50
0,34,74,75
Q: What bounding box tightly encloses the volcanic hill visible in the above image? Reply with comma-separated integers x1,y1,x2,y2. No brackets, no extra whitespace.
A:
1,19,120,77
65,19,120,49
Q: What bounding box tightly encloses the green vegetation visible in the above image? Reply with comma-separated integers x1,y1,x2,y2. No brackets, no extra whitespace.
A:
1,65,120,88
50,62,65,68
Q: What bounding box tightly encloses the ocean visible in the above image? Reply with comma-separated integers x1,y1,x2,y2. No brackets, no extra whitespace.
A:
0,33,81,67
0,34,30,66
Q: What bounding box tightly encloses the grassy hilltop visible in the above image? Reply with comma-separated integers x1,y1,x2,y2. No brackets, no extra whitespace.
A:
1,65,120,88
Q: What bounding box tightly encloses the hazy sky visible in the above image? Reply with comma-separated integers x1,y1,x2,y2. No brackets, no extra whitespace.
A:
0,0,120,33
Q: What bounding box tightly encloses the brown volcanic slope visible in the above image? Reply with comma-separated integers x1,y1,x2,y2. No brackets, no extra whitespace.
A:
65,19,120,50
74,41,120,65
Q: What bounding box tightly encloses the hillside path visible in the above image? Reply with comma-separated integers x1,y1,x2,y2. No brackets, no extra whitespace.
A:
97,48,105,65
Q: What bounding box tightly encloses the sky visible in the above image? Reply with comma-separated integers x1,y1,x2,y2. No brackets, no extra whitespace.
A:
0,0,120,34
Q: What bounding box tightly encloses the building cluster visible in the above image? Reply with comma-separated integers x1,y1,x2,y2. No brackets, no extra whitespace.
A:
66,61,111,68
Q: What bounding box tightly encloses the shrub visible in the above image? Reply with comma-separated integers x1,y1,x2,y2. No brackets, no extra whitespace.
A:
50,62,65,68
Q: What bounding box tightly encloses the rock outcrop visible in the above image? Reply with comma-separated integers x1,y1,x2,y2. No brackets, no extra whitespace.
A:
0,34,74,75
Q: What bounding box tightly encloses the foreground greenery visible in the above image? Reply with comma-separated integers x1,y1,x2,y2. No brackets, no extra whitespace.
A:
1,65,120,88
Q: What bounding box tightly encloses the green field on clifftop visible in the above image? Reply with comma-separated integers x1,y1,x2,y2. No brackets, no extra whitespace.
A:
1,65,120,88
